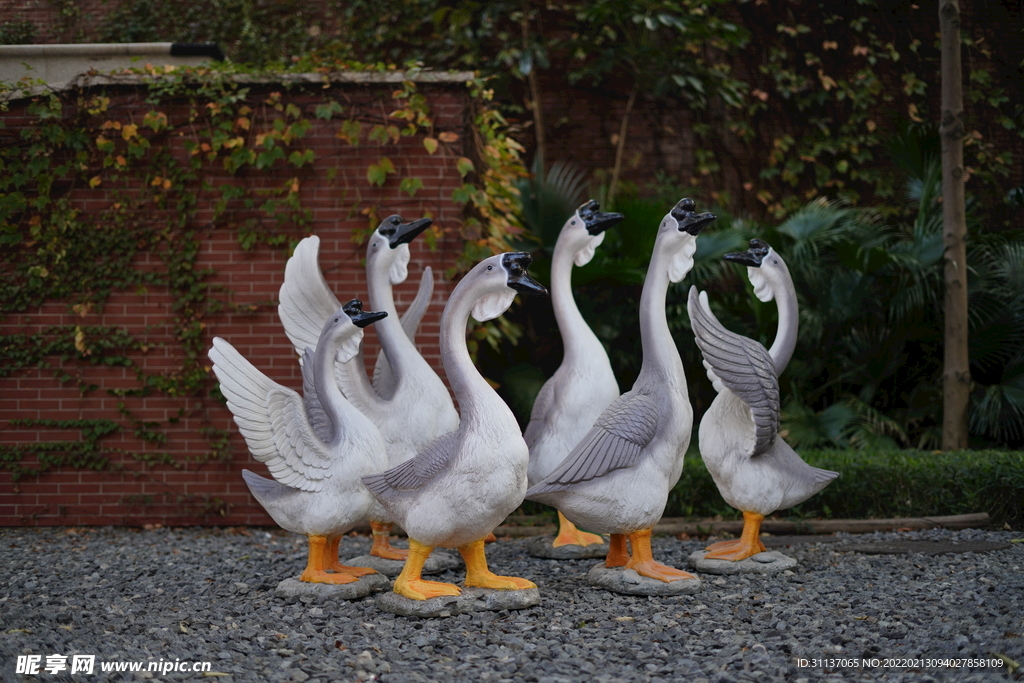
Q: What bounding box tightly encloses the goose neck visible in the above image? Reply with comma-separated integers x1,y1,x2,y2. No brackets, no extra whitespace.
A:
366,259,418,377
768,270,798,373
637,249,684,383
550,243,601,363
312,338,356,445
440,282,508,425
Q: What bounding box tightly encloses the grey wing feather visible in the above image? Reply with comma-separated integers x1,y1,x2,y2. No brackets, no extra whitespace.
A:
278,235,340,362
301,347,334,443
362,432,457,502
208,337,332,493
372,266,434,399
526,391,658,496
687,286,780,456
522,377,555,449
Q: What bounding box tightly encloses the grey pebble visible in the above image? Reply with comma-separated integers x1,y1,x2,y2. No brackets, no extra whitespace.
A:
0,526,1021,682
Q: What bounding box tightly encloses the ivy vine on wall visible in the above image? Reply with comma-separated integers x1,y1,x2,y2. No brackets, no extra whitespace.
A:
0,60,528,507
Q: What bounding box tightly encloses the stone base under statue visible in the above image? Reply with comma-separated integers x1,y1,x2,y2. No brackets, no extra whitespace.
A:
527,535,609,559
344,551,460,577
376,586,540,618
687,550,797,575
586,564,701,596
275,573,391,601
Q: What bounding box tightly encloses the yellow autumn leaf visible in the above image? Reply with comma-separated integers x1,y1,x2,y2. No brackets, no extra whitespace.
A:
88,176,102,188
423,137,439,154
236,117,251,131
289,178,300,193
74,327,87,354
151,176,163,187
162,178,172,190
115,155,127,167
222,137,245,149
438,131,459,143
122,123,138,140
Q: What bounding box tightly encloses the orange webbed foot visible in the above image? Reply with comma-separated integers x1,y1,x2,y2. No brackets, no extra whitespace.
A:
394,577,461,601
626,559,698,583
299,568,359,585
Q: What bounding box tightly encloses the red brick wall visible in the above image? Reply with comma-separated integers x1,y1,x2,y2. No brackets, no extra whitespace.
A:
1,80,474,526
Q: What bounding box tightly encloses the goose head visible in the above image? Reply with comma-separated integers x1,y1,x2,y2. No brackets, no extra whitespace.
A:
468,252,549,322
559,199,624,267
656,198,717,283
724,239,792,303
367,214,433,285
315,299,388,364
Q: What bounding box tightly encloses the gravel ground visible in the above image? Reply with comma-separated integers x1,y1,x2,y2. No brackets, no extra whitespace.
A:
1,525,1021,683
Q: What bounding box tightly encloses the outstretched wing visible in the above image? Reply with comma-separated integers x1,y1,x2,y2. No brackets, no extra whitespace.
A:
278,235,340,362
372,265,434,399
362,431,458,501
209,337,333,492
526,390,658,496
687,286,779,457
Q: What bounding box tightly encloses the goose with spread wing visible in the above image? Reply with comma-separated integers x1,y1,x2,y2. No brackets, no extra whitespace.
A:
527,199,715,583
363,253,548,601
687,240,838,561
524,200,624,550
278,217,459,560
209,300,389,584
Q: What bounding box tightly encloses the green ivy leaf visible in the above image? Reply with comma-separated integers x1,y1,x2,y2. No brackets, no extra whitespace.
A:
456,157,474,178
288,149,315,168
399,177,424,197
366,157,395,186
314,101,343,120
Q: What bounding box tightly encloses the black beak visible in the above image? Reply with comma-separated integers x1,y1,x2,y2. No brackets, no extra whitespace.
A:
387,217,432,248
724,238,771,268
501,252,548,297
577,199,624,236
342,299,388,328
669,198,716,235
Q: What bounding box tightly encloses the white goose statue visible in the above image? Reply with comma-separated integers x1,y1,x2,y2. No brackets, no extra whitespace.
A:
278,216,459,560
208,300,389,584
527,198,715,582
363,253,548,600
524,199,623,550
687,239,838,561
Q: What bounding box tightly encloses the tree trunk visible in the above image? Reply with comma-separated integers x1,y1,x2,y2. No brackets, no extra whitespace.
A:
608,86,637,206
522,14,546,165
939,0,971,450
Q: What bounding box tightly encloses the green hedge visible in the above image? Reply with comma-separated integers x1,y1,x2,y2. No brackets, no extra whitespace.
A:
668,449,1024,528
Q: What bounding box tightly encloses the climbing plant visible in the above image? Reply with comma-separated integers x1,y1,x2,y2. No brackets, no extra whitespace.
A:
0,60,527,503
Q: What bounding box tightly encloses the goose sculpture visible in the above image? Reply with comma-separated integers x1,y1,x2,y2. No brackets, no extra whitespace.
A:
526,198,715,583
363,252,548,601
278,217,460,560
524,200,623,551
687,239,838,561
209,300,389,584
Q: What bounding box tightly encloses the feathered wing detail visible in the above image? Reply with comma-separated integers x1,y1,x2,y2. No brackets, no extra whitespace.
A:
687,286,780,457
278,236,340,362
209,337,333,493
526,391,659,496
301,347,334,444
372,266,434,398
362,432,458,502
522,379,556,450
